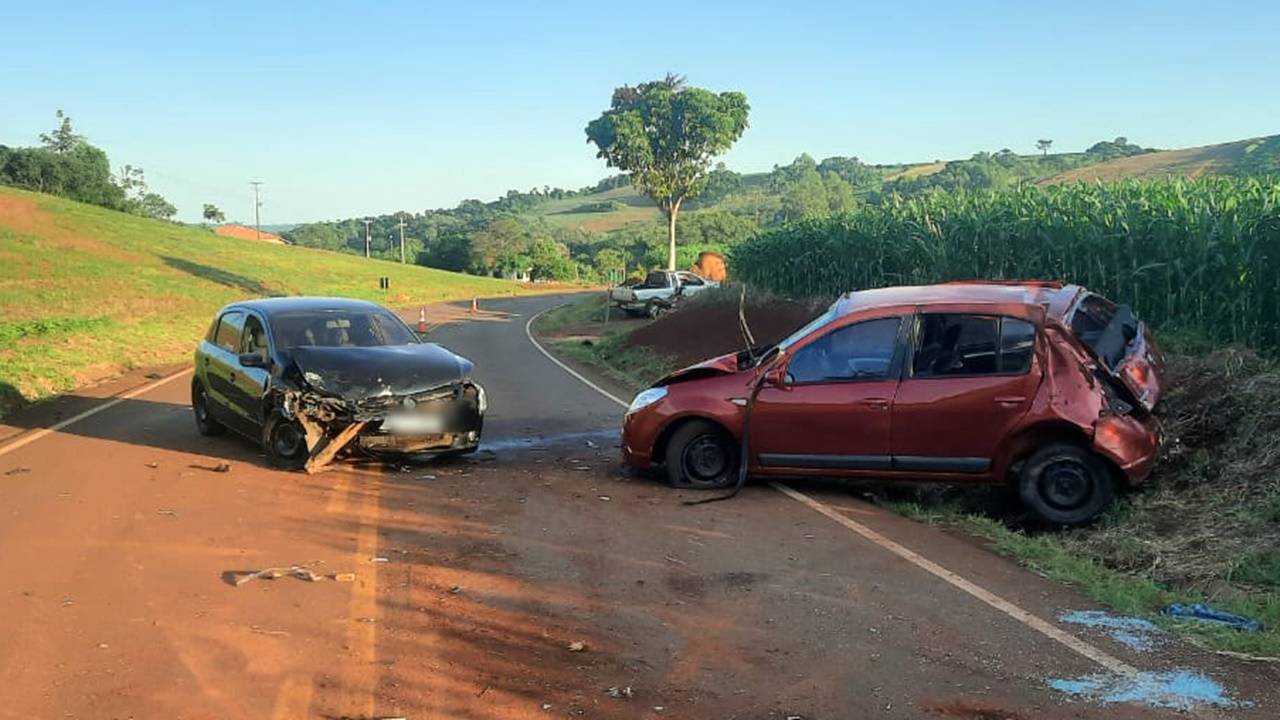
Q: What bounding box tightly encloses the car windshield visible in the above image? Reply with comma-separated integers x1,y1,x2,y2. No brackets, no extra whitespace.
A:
270,309,419,351
777,306,838,352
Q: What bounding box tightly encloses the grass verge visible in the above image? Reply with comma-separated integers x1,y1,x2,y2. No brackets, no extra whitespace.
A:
532,294,674,392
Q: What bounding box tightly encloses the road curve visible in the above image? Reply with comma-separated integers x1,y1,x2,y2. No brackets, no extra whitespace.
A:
0,293,1271,719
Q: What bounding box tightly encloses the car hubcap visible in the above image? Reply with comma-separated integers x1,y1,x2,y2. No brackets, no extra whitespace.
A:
683,435,728,481
1041,459,1091,510
273,423,304,458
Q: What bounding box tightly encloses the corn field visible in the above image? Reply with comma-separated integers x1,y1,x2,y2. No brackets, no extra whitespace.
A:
730,178,1280,351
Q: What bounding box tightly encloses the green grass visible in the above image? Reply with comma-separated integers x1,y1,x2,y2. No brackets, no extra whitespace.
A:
0,186,545,415
532,296,674,391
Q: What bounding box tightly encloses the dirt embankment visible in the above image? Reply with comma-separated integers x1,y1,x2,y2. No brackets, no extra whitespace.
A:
621,296,822,368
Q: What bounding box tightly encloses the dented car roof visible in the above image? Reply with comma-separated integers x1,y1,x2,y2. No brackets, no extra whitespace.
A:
831,281,1082,320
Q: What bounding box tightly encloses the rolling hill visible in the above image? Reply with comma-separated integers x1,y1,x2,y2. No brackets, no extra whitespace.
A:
1040,135,1280,185
0,186,541,415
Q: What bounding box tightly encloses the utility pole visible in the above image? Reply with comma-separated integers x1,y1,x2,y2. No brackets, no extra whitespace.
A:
363,219,372,258
397,214,407,264
250,181,263,241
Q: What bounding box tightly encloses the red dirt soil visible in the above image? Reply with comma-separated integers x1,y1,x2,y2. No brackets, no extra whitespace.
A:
214,223,286,243
622,297,822,367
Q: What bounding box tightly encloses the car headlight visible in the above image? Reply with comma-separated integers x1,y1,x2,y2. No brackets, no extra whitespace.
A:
627,386,668,414
473,382,487,414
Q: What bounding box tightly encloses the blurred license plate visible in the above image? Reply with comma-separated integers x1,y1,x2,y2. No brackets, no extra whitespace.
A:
381,414,444,434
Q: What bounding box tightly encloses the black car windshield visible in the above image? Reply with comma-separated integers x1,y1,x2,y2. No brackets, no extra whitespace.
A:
270,309,419,351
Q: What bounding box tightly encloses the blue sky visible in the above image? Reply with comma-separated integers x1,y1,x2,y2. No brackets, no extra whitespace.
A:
2,1,1276,223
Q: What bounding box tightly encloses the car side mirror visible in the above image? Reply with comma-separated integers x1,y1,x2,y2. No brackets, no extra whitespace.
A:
238,352,269,369
763,365,787,386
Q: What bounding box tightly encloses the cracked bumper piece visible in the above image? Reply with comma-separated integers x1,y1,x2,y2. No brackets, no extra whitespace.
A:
285,382,484,471
1092,413,1160,484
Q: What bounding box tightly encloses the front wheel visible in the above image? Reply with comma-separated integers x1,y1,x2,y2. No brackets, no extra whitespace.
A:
663,420,738,490
262,411,308,470
1018,443,1114,527
191,381,225,436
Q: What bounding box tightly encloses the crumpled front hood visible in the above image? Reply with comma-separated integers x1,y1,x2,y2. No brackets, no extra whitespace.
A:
289,343,473,401
658,351,740,386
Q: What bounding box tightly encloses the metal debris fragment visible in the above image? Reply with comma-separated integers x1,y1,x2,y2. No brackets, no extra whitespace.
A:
4,466,31,476
567,640,587,652
226,564,344,586
606,686,634,699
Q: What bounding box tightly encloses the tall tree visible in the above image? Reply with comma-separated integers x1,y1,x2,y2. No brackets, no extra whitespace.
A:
585,75,749,269
40,110,84,154
202,203,226,224
1036,138,1053,157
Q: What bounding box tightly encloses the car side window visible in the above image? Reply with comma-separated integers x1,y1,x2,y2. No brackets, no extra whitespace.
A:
787,317,901,384
240,315,270,360
214,311,245,353
1000,318,1036,373
677,272,704,286
913,314,1035,377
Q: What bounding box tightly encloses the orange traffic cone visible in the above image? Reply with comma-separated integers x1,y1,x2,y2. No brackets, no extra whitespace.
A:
416,307,427,334
470,297,478,314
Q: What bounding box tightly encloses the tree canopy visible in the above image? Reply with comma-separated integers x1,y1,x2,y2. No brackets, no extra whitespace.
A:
585,74,749,269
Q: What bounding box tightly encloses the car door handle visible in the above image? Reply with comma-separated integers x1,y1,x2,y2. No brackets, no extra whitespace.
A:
994,396,1026,405
861,397,890,409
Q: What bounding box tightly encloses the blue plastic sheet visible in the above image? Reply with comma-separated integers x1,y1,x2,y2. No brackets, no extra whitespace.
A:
1163,603,1262,633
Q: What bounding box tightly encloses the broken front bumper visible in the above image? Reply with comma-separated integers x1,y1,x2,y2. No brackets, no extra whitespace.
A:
283,381,485,472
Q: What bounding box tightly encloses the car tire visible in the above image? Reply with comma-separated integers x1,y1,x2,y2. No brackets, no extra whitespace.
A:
191,381,225,437
663,420,738,490
645,301,665,319
1018,443,1114,527
262,410,308,470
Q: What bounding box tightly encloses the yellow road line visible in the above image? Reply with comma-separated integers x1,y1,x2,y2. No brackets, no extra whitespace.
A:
269,674,315,720
338,474,381,715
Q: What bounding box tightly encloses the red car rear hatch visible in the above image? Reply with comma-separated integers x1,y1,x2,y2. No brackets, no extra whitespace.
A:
1066,293,1164,411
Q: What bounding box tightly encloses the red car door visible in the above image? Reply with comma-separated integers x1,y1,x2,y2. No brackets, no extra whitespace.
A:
749,316,904,472
890,314,1041,475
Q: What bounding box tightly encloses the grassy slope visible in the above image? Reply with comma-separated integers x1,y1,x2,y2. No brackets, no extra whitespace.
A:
1040,134,1280,184
0,186,538,414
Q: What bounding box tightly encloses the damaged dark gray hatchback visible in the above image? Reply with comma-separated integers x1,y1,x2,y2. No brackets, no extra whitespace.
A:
191,297,485,472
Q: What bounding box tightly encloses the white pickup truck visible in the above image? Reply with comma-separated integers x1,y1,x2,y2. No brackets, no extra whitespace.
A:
609,270,719,318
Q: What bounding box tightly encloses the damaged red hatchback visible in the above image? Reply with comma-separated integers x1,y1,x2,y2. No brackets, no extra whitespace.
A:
622,282,1163,526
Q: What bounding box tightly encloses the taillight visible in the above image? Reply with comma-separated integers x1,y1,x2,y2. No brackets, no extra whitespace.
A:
1124,363,1149,387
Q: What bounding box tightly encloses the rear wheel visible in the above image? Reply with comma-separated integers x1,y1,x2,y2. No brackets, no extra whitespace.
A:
663,420,738,490
263,411,308,470
1018,443,1114,527
191,381,224,436
645,301,665,319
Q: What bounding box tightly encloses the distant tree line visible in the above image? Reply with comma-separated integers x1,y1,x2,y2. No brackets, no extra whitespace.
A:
0,111,178,220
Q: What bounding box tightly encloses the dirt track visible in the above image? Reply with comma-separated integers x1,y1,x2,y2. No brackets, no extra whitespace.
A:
0,294,1275,719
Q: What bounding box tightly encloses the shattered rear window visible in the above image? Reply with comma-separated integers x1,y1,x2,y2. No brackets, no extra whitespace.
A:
271,310,418,351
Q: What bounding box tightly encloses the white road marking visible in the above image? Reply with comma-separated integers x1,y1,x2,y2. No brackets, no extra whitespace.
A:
771,481,1138,676
523,305,632,407
524,306,1142,678
0,368,193,458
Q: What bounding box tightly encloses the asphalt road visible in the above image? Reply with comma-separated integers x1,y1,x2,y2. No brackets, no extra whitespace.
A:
0,293,1273,719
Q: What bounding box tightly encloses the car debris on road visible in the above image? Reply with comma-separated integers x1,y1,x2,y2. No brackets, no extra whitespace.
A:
225,564,355,586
